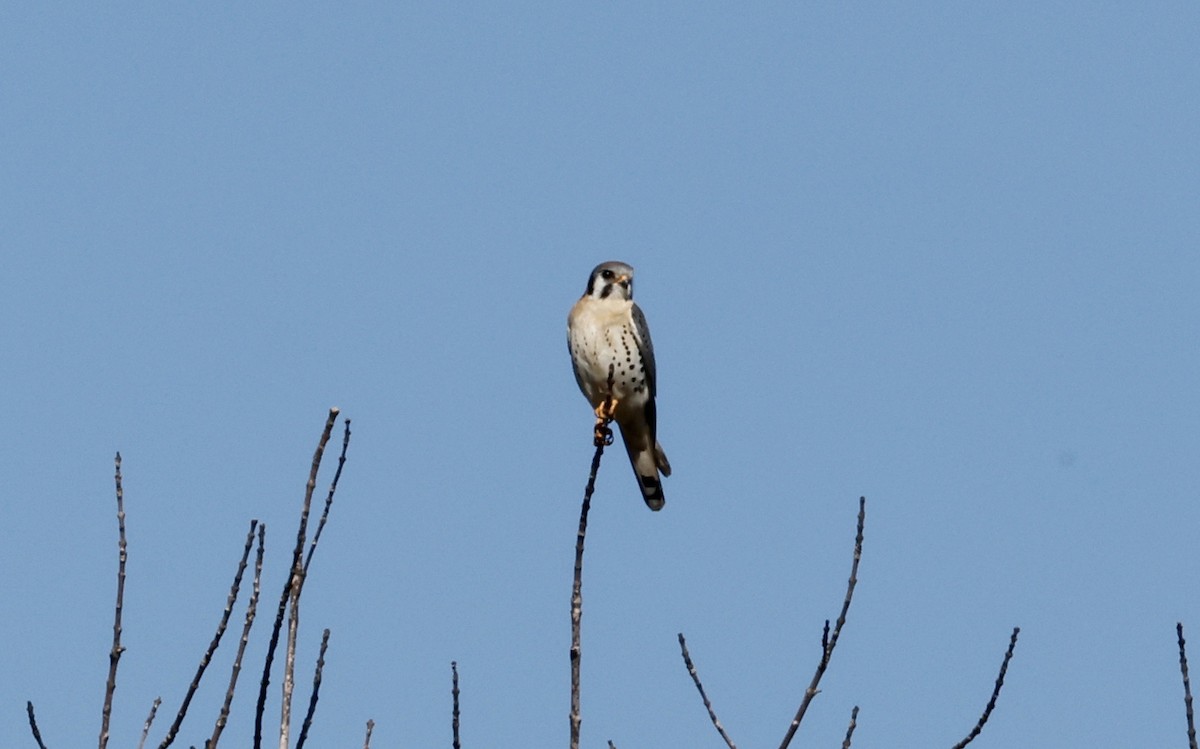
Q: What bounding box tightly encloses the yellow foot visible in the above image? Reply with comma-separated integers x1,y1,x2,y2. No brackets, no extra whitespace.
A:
593,397,620,422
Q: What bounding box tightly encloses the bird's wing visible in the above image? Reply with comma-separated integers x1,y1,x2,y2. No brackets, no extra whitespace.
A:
631,302,656,398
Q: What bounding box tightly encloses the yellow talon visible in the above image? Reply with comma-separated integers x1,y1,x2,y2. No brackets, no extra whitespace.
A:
593,397,619,422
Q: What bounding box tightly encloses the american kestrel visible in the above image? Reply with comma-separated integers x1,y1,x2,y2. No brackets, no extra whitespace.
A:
568,261,672,510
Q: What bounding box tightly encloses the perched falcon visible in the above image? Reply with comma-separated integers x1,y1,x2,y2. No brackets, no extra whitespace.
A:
568,261,672,510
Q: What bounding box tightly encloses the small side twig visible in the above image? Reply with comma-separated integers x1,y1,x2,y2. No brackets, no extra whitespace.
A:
1181,623,1199,749
209,523,267,749
137,698,162,749
362,720,375,749
26,701,49,749
950,626,1020,749
451,661,461,749
778,496,866,749
295,628,331,749
158,520,261,749
678,633,737,749
841,705,859,749
99,452,128,749
570,368,615,749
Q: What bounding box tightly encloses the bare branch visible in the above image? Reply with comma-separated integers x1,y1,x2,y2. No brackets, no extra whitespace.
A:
570,369,615,749
255,409,341,749
304,418,351,574
99,452,128,749
137,698,162,749
158,520,260,749
280,408,341,749
362,720,375,749
452,661,461,749
677,633,737,749
26,701,49,749
210,523,267,749
1181,623,1199,749
778,496,866,749
607,742,617,749
295,629,331,749
841,706,859,749
950,626,1020,749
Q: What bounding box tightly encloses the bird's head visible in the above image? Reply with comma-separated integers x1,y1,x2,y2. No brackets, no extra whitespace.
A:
585,261,635,301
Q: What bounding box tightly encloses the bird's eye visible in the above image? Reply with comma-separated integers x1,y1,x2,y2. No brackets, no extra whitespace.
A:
600,269,614,280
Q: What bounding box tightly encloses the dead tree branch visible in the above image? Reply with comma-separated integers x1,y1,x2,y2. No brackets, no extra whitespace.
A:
841,705,859,749
950,626,1020,749
778,496,865,749
26,701,49,749
254,409,341,749
137,698,162,749
570,367,615,749
452,661,461,749
304,418,351,573
1182,623,1199,749
295,628,331,749
157,520,260,749
281,408,341,749
362,720,375,749
99,451,128,749
677,633,737,749
209,523,267,749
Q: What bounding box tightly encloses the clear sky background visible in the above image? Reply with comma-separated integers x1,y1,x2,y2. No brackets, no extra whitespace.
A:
2,3,1197,747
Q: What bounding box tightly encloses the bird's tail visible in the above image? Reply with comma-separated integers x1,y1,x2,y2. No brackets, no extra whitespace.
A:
622,431,669,511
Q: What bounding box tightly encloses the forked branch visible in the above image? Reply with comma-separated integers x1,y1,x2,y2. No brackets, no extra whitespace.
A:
778,496,866,749
157,520,261,749
254,409,344,749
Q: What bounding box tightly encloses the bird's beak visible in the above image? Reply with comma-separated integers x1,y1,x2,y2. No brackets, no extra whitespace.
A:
616,274,630,285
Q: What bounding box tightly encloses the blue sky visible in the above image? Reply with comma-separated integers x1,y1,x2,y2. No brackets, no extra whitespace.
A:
2,3,1198,747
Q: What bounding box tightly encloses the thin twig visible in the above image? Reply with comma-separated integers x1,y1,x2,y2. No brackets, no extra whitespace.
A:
362,720,375,749
452,661,461,749
570,368,615,749
26,701,49,749
158,520,261,749
778,496,866,749
950,627,1020,749
677,633,737,749
209,523,267,749
137,698,162,749
1181,623,1199,749
295,629,331,749
99,452,128,749
841,706,859,749
255,409,341,749
304,418,351,574
255,576,291,748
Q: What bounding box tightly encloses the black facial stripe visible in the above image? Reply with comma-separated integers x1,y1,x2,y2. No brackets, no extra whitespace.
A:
599,283,613,300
